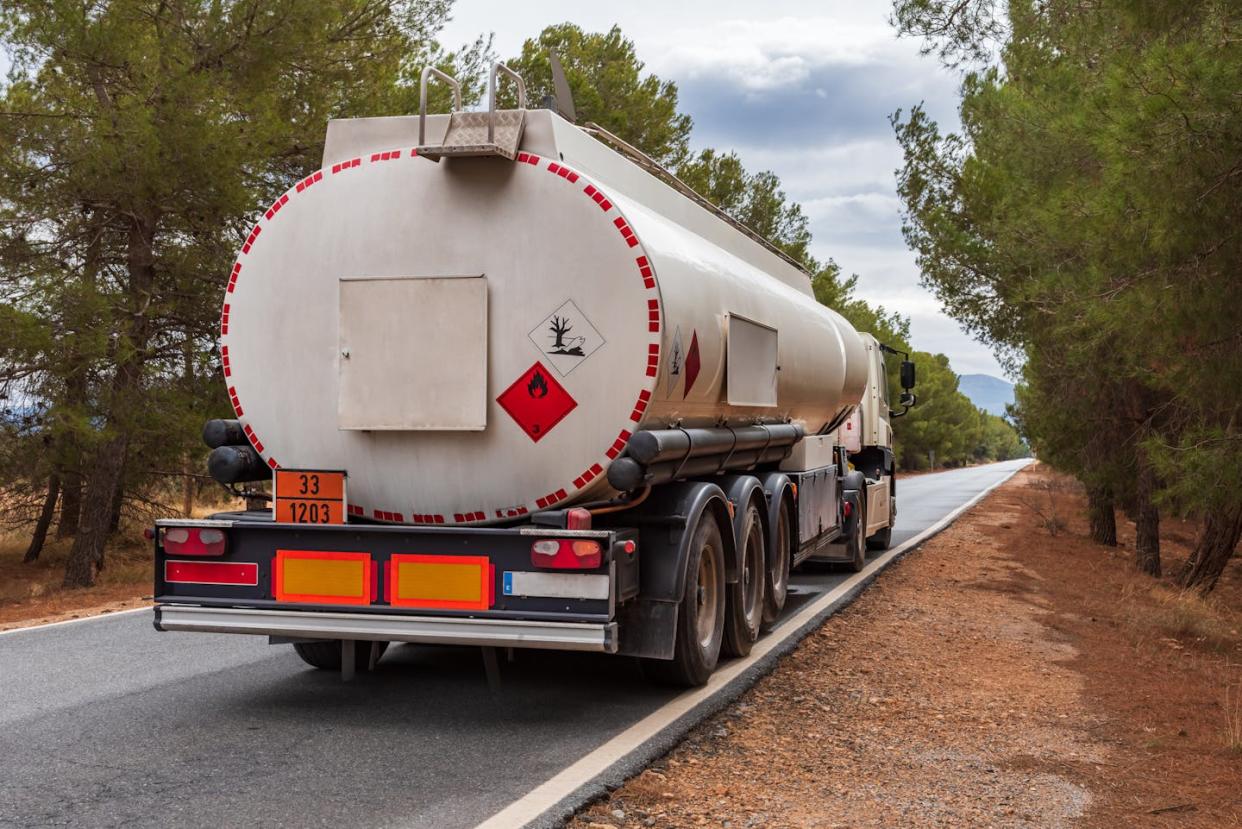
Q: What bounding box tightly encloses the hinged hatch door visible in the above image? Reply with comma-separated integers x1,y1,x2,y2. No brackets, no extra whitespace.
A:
338,275,487,430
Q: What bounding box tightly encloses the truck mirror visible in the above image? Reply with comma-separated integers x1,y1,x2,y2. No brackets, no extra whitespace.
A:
900,391,916,407
900,360,916,390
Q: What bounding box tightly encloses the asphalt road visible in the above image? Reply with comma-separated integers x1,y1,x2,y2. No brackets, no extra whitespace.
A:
0,460,1029,829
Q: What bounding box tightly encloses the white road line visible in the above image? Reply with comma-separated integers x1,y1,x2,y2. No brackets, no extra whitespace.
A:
472,460,1030,829
0,605,151,637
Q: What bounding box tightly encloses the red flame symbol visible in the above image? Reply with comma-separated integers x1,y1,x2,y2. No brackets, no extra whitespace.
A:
528,370,549,398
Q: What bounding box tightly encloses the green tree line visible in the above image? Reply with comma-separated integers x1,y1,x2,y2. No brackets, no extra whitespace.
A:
0,4,1022,589
891,0,1240,591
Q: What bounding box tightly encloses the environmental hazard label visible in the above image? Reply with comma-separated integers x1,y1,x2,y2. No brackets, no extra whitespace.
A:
496,361,578,443
528,299,604,376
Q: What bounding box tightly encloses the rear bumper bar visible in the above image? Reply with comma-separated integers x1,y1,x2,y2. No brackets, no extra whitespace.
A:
155,605,617,653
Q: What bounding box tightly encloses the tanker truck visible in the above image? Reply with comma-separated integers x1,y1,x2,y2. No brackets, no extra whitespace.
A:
151,64,916,686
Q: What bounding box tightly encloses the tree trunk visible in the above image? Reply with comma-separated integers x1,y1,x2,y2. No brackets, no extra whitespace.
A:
24,473,61,563
57,468,81,538
62,437,128,588
1086,486,1117,547
64,211,156,588
1178,503,1242,593
107,476,124,535
1133,454,1161,576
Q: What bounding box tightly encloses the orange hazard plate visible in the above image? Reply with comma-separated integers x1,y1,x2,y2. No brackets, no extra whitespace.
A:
387,555,494,610
273,469,347,525
274,550,373,604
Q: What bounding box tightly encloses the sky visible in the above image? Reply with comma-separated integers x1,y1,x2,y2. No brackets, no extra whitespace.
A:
438,0,1007,378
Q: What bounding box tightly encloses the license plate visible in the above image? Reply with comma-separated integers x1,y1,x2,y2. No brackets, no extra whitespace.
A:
273,469,347,525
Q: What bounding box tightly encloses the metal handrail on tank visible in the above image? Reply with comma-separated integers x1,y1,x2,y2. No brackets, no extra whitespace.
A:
418,67,462,146
579,122,812,277
488,62,527,143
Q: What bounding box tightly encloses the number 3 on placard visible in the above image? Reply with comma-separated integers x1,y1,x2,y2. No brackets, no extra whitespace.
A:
298,473,320,496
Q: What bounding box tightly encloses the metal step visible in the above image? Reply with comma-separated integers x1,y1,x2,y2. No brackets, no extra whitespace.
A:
416,63,527,162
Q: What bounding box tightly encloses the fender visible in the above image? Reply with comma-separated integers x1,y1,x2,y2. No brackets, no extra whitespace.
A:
597,480,733,659
713,474,771,582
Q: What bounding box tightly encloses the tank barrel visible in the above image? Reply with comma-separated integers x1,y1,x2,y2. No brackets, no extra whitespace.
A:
208,444,270,484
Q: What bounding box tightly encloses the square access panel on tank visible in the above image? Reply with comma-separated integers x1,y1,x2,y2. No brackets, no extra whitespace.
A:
338,275,487,431
726,313,779,407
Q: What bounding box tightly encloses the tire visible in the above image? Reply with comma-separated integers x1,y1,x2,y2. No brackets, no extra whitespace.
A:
641,510,727,687
762,496,792,628
293,640,388,671
848,498,867,573
722,501,766,657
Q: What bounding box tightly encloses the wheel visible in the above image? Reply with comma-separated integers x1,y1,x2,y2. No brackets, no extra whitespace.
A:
293,640,388,671
867,524,892,551
848,498,867,573
762,495,792,628
641,510,726,686
722,500,766,657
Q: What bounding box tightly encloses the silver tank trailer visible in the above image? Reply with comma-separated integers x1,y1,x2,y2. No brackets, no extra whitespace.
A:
220,110,868,524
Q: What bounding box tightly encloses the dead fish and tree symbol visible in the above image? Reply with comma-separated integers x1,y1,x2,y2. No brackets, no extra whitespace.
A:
546,316,586,356
529,300,604,375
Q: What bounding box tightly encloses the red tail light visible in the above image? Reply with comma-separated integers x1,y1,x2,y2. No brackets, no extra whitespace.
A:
162,527,227,556
530,538,602,569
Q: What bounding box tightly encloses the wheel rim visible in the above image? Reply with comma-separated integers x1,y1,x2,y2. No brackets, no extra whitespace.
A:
695,542,720,649
742,518,763,621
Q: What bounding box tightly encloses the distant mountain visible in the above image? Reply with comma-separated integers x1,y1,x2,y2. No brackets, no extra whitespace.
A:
958,374,1015,416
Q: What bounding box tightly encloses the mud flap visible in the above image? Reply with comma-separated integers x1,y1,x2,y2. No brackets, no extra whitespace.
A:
616,598,678,659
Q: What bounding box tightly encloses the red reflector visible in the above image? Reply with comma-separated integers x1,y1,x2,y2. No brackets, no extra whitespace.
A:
843,501,853,518
162,526,227,556
165,560,257,586
531,539,602,569
621,539,636,554
566,508,592,530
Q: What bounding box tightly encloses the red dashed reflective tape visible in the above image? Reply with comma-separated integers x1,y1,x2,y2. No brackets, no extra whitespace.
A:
294,171,323,193
241,223,262,254
227,262,241,294
242,423,265,454
264,193,290,221
331,157,363,174
606,429,632,460
370,150,402,163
